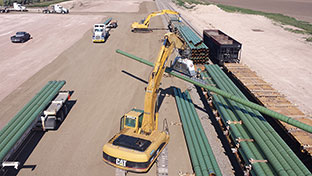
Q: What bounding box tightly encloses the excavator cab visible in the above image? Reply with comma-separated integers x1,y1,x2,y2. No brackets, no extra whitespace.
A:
120,109,143,131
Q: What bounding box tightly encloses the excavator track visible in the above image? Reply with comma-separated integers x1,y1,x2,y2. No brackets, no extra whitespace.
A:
132,28,153,33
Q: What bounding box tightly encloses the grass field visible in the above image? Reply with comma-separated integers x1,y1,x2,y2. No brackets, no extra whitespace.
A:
174,0,312,41
26,0,69,7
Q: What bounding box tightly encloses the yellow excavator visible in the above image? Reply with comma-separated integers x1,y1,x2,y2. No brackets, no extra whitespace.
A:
131,9,180,32
102,33,187,172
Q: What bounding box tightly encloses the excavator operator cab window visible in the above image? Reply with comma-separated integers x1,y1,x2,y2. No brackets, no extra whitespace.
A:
125,115,136,128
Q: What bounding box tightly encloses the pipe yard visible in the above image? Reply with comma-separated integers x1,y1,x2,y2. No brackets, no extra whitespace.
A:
0,0,311,176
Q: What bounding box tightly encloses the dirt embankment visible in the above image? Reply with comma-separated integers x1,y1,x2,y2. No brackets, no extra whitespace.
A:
171,3,312,116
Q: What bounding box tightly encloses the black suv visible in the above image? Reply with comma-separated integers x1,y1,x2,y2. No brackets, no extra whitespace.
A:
11,32,31,43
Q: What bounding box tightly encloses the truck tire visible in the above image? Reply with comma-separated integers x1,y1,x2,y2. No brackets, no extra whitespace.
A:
45,116,57,130
57,109,65,122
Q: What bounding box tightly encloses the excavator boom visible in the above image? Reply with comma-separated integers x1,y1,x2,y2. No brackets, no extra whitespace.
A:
142,33,186,133
131,9,180,32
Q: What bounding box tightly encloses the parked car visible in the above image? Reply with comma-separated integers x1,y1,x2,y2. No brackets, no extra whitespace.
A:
11,32,31,43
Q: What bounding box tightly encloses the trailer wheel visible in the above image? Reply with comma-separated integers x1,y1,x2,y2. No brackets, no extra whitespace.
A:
58,109,65,122
63,103,68,115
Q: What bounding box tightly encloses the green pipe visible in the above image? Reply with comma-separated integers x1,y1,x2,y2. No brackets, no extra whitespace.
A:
0,81,65,161
115,49,312,133
207,65,291,175
180,90,215,175
200,71,267,175
104,17,112,25
0,81,55,140
184,91,222,176
208,64,310,175
207,66,291,175
177,89,209,176
0,81,60,158
210,64,310,175
0,81,58,150
207,64,309,175
174,88,203,176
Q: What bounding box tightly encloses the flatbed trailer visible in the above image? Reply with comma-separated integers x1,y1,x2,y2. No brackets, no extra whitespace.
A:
0,81,69,171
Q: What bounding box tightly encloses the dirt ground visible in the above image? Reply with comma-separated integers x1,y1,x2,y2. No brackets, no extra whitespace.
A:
171,3,312,117
204,0,312,24
0,0,154,109
0,1,193,176
58,0,152,13
0,14,104,106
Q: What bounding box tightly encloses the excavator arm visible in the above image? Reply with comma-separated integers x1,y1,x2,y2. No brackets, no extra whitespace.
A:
141,33,186,133
143,9,180,26
131,9,180,32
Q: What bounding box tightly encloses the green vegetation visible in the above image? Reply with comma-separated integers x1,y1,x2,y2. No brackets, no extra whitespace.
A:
173,0,312,42
284,27,306,34
26,0,68,7
174,0,209,9
307,37,312,42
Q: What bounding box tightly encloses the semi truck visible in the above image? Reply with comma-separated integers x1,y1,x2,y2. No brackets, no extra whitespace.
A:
42,4,69,14
92,24,109,43
92,18,117,43
0,81,70,170
0,3,26,13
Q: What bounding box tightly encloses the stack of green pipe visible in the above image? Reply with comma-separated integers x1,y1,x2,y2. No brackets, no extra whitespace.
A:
173,23,209,63
201,64,311,175
174,88,222,176
104,17,112,25
178,26,202,46
0,80,66,162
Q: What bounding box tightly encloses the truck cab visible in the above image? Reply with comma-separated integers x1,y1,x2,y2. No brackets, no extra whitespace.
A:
120,109,143,132
53,4,69,13
92,24,107,43
13,2,26,11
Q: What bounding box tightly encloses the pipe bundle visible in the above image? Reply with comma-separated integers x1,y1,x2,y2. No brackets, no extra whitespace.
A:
170,21,209,63
174,88,222,176
0,81,66,162
200,64,311,175
104,17,112,25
